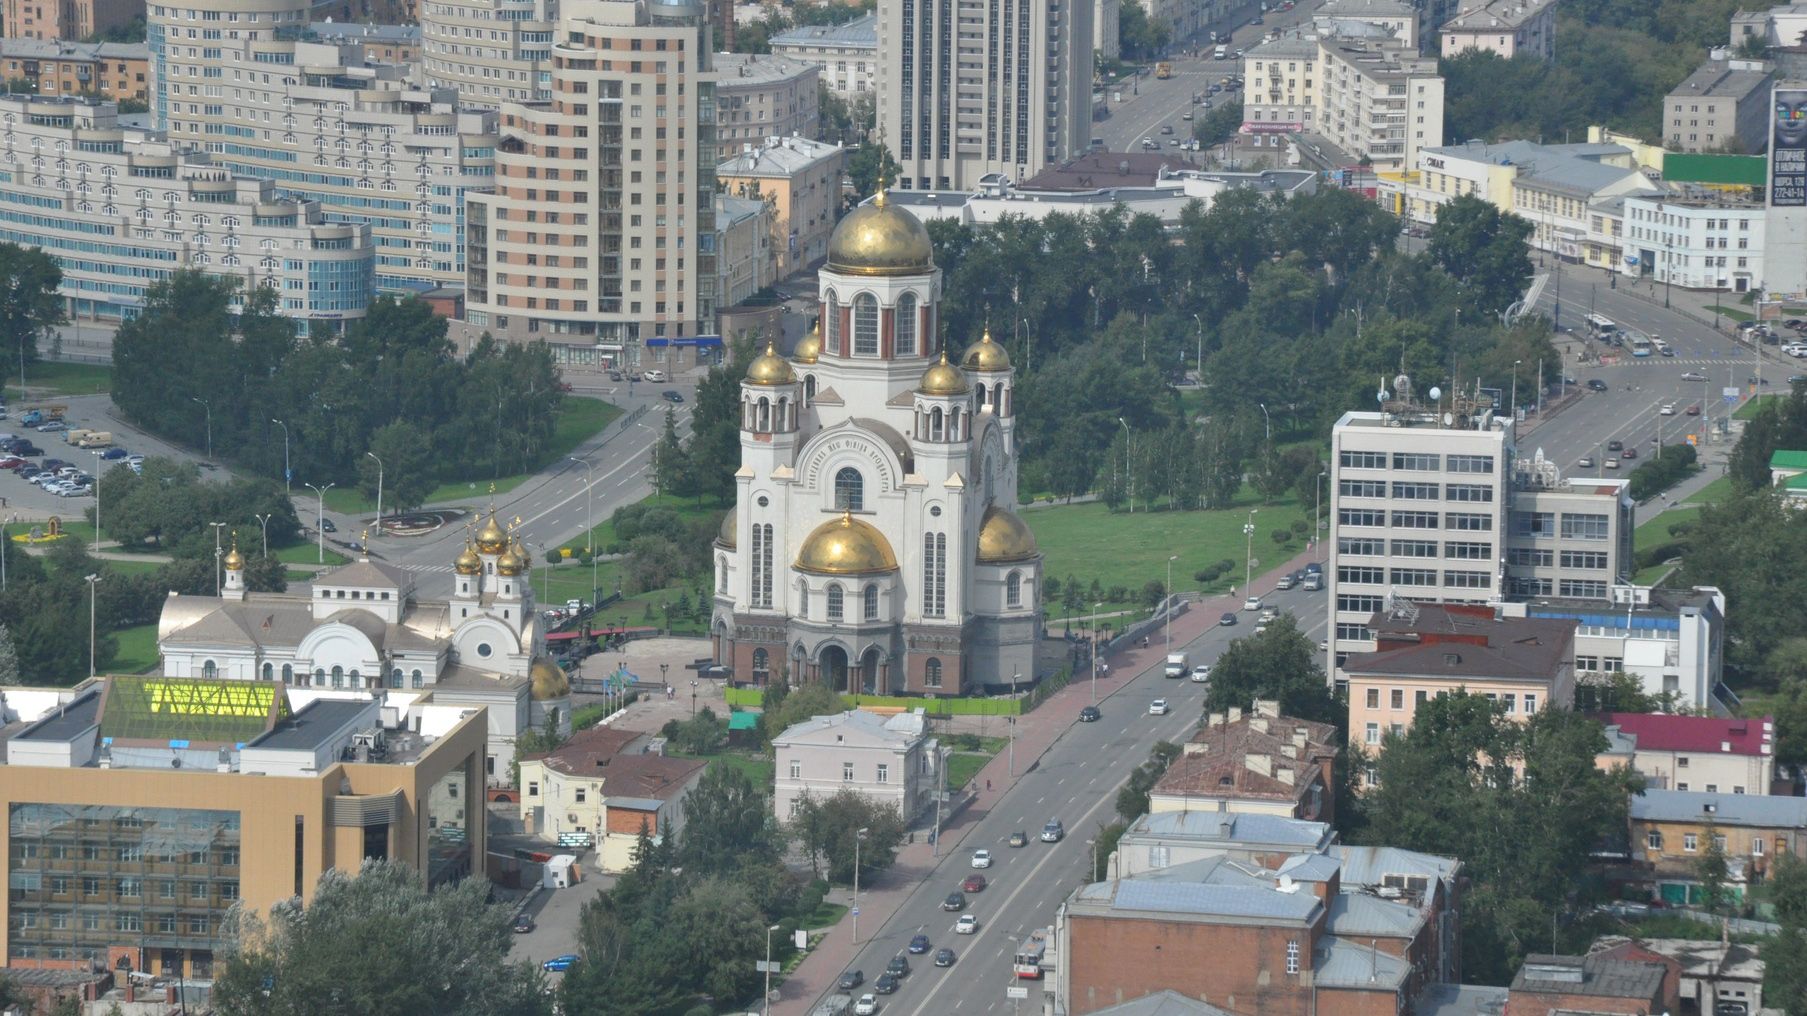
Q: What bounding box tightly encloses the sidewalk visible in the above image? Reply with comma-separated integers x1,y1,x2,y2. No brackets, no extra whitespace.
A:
771,544,1322,1015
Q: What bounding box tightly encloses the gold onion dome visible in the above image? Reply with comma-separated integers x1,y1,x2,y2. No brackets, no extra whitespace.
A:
718,506,737,548
961,327,1013,372
745,340,797,386
825,187,934,277
977,505,1039,563
495,543,525,577
795,511,899,575
222,536,245,571
475,511,508,554
514,537,532,570
792,323,822,364
918,349,971,396
454,540,482,575
530,658,570,701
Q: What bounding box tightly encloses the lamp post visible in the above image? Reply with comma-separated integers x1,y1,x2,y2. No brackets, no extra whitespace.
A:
270,418,290,492
1511,359,1523,435
1091,601,1103,704
1314,470,1326,557
1007,714,1016,778
1164,554,1177,654
660,661,670,692
90,450,104,551
932,743,948,858
365,451,384,537
253,514,271,557
1257,402,1272,442
1192,313,1204,382
570,455,597,599
688,677,696,716
1243,509,1258,591
190,397,212,463
0,514,12,592
84,573,101,679
209,522,226,597
1117,417,1133,512
303,482,334,564
852,826,869,943
763,923,781,1016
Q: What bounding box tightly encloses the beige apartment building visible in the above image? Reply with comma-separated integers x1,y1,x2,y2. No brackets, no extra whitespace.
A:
1315,37,1444,172
769,13,874,97
717,132,843,277
1438,0,1557,60
715,192,772,307
713,52,818,148
1663,57,1774,154
0,40,146,101
2,0,138,42
464,0,719,362
878,0,1093,190
419,0,556,108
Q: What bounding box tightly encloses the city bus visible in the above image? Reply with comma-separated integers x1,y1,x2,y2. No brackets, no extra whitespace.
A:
1013,928,1051,979
1585,314,1617,342
1629,333,1653,357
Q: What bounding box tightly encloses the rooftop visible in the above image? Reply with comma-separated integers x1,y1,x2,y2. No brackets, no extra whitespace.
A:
1443,0,1556,31
1022,151,1199,191
1349,603,1575,683
1604,712,1774,756
1415,983,1509,1016
1156,704,1336,806
1628,789,1807,828
713,51,818,86
1511,953,1666,1002
248,698,372,751
1315,936,1410,990
97,676,291,747
772,708,926,747
1124,810,1337,851
718,133,843,176
1084,992,1235,1016
769,12,877,49
1591,936,1767,983
0,38,150,60
1332,844,1462,889
1316,0,1417,17
305,21,420,43
1668,58,1775,100
526,724,644,776
1074,875,1324,923
1769,449,1807,471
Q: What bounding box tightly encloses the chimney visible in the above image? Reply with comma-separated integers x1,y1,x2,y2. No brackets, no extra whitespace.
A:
1245,753,1273,777
1277,766,1296,786
1227,706,1243,724
1250,717,1270,734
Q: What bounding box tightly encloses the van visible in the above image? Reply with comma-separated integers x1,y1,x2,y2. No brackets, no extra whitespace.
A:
1214,44,1228,59
76,431,112,449
1163,652,1189,678
64,429,93,446
1301,573,1323,591
643,369,668,382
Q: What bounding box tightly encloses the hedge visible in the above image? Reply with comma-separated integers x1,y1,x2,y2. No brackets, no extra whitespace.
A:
720,686,1023,715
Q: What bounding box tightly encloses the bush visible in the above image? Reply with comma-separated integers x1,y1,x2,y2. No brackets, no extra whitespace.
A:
1107,585,1130,602
1141,580,1167,608
1627,445,1699,501
1290,519,1309,534
1270,528,1291,545
1217,559,1235,573
1193,569,1213,584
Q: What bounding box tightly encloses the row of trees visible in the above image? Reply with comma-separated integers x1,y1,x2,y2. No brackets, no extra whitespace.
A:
112,274,564,510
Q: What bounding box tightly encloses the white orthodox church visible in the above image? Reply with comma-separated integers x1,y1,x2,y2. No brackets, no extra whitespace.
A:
710,189,1044,695
156,511,571,782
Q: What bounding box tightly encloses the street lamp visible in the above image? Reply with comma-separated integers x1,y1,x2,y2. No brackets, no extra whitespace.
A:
1192,313,1204,381
688,677,696,716
84,573,101,679
763,923,781,1016
191,397,212,463
1257,402,1272,442
209,522,227,597
271,418,290,492
1243,509,1259,592
0,514,13,592
1314,470,1327,557
570,455,597,600
303,482,335,564
1091,601,1103,704
90,449,104,551
852,826,869,943
1511,359,1523,433
1117,417,1133,512
1164,554,1177,654
253,514,272,558
365,451,384,535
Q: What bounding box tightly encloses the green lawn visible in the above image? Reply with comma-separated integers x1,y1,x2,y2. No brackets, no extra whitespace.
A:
559,492,729,556
945,752,991,791
1027,488,1313,609
102,558,163,577
1683,475,1733,505
274,542,348,567
323,397,624,514
6,362,114,400
1634,505,1700,546
109,622,160,674
671,750,775,793
1734,393,1785,420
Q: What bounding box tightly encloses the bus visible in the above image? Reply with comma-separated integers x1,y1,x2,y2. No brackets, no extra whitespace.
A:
1155,61,1173,78
1629,333,1653,357
1013,928,1051,979
1584,314,1617,342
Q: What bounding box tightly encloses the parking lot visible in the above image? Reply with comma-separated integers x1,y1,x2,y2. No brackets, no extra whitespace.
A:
0,392,223,524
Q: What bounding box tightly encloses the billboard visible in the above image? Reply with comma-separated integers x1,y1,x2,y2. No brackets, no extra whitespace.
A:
1771,87,1807,207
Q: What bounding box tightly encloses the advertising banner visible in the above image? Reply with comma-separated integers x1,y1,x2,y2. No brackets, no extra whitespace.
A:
1771,87,1807,206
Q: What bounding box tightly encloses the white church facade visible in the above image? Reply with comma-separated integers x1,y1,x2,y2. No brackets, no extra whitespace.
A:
710,190,1044,695
156,511,572,783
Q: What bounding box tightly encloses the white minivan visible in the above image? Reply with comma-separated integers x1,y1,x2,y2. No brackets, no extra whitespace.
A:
643,369,668,382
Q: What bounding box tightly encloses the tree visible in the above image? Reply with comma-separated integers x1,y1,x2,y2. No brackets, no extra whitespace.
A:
1201,615,1341,725
210,860,549,1016
787,788,906,884
360,420,437,515
1116,0,1171,60
1768,851,1807,1016
651,409,690,498
677,764,777,872
846,143,900,201
1695,817,1730,914
0,624,19,684
0,242,65,377
1426,195,1535,319
766,681,845,740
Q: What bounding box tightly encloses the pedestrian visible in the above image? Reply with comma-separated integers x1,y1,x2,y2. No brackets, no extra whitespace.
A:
985,780,991,792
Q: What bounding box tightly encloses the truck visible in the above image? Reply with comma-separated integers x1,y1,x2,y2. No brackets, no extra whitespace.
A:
1163,652,1189,678
63,429,93,446
20,404,67,426
1155,61,1173,79
76,431,112,449
1214,44,1229,59
810,994,854,1016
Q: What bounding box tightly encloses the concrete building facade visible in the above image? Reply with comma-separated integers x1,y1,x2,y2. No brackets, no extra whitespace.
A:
1629,790,1807,902
1438,0,1557,61
1664,57,1775,154
768,13,875,97
0,40,148,101
1315,38,1444,173
769,710,936,821
712,52,818,148
717,132,845,277
418,0,556,108
1600,713,1777,795
1509,584,1727,712
2,0,139,42
1094,0,1119,60
714,191,773,307
1621,191,1767,292
878,0,1094,191
517,725,707,871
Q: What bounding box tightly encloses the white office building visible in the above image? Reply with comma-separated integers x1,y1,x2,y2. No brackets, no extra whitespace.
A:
1505,585,1727,711
769,14,875,97
1622,193,1767,293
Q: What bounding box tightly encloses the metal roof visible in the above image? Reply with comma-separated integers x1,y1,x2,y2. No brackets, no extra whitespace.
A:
13,690,102,742
1332,844,1461,888
1129,810,1333,848
1313,936,1409,989
1628,789,1807,828
98,677,288,747
246,698,370,751
1326,891,1423,938
769,13,877,49
1101,879,1322,922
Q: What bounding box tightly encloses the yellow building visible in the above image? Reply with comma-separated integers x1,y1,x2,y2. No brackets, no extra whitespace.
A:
0,677,487,981
1629,789,1807,904
517,725,707,873
718,134,845,279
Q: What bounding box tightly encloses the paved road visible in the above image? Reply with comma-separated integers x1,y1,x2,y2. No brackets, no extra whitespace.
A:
826,582,1331,1016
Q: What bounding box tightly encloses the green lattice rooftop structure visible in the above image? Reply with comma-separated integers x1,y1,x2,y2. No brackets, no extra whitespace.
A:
97,676,291,747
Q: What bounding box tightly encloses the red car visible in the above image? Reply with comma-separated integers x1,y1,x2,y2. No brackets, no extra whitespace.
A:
0,456,21,469
1685,404,1700,416
961,874,987,893
1622,447,1639,460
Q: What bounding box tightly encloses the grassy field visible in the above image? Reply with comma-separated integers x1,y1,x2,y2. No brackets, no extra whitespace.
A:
1026,487,1314,609
1734,393,1785,420
6,362,114,400
557,492,729,556
1630,504,1700,586
323,397,624,514
672,750,775,792
109,622,160,674
274,542,349,567
532,559,710,635
945,753,991,791
1682,475,1733,505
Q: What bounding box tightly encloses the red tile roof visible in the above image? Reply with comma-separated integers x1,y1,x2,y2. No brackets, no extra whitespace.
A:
1605,713,1774,756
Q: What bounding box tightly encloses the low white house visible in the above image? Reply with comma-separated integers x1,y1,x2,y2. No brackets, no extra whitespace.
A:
771,709,938,821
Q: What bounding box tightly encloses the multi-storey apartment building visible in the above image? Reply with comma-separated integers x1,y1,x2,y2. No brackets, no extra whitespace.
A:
878,0,1093,191
2,0,139,42
1438,0,1557,60
1326,389,1631,685
768,13,874,97
463,0,718,362
717,132,842,277
1243,35,1319,140
1664,57,1774,154
712,52,817,148
1622,191,1767,293
0,96,373,332
1314,0,1419,46
0,40,148,101
1509,584,1727,711
1315,37,1443,172
306,20,421,65
419,0,556,108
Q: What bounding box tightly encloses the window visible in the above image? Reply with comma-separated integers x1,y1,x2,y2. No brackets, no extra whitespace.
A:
834,467,864,511
1339,537,1385,556
1560,550,1609,569
1339,566,1385,584
865,584,881,619
826,584,844,622
1445,484,1493,503
753,649,770,681
1508,547,1552,567
1446,541,1492,560
853,293,879,355
896,292,918,354
1339,508,1386,527
1392,452,1440,470
1339,450,1386,468
1754,837,1765,856
1448,513,1493,531
1447,454,1494,473
1005,572,1022,608
574,788,586,804
789,759,801,780
1684,833,1698,852
1286,940,1300,975
1390,689,1404,709
1647,830,1663,850
1714,835,1727,851
1559,579,1608,598
1340,479,1387,498
1561,513,1610,540
1365,722,1380,745
1515,512,1556,538
843,762,855,781
1392,482,1439,500
202,659,218,678
1338,594,1384,614
1392,511,1440,529
1524,694,1537,715
925,657,943,688
1391,539,1438,558
1365,687,1380,708
877,763,889,784
528,781,539,797
1446,570,1492,589
1390,568,1437,586
923,534,947,616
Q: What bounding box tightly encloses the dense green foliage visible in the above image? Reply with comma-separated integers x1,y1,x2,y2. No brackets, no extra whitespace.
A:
0,242,64,377
1117,0,1171,61
211,860,549,1016
112,274,562,504
1767,852,1807,1015
1351,694,1641,984
731,0,873,54
925,192,1554,501
1728,384,1807,493
1626,443,1698,501
789,787,908,883
1200,613,1343,726
85,457,300,557
1114,741,1183,823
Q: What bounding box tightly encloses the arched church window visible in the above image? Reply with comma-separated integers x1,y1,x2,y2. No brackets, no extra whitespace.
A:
349,669,361,688
826,584,844,622
797,580,810,618
804,375,817,403
853,294,879,355
718,555,728,593
391,668,403,688
824,290,839,351
331,665,344,688
863,584,879,620
834,467,864,512
896,292,918,355
261,663,273,681
753,648,770,681
314,668,326,686
202,660,217,679
925,658,943,688
1006,571,1022,608
412,669,424,688
930,407,944,442
281,664,293,684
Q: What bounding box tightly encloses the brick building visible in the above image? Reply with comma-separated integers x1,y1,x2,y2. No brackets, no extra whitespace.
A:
0,40,147,101
1628,789,1807,903
1504,953,1668,1016
1150,701,1338,823
1,0,139,42
516,725,706,872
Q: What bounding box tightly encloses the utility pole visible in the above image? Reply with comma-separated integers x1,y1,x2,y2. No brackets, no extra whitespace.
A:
1164,555,1177,655
932,744,948,857
852,827,868,943
303,482,335,564
191,397,212,464
209,522,226,596
85,573,101,678
365,451,384,539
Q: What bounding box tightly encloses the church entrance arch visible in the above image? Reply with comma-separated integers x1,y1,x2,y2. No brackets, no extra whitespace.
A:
858,646,883,694
819,644,850,692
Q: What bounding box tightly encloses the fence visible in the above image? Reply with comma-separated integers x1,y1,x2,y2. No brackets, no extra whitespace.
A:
721,685,1026,716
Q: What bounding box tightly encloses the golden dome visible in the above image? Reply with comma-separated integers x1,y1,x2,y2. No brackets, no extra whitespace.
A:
918,349,971,396
795,512,899,575
515,537,532,570
826,188,934,277
496,543,525,577
977,505,1039,563
222,534,244,572
454,540,482,575
717,506,737,548
961,327,1013,372
745,340,797,386
793,323,822,365
475,511,507,554
530,658,570,701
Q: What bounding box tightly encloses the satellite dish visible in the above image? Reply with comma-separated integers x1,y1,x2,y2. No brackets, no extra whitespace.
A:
1377,389,1389,403
1443,413,1453,426
1428,386,1442,402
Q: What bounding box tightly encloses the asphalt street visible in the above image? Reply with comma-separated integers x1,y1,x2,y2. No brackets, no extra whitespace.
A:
833,584,1331,1016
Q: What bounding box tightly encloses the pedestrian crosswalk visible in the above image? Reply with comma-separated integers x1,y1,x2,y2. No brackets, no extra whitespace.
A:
1605,356,1774,367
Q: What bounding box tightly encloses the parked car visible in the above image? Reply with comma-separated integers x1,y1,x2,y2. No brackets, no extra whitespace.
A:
1607,440,1624,451
1149,699,1170,716
542,955,578,972
35,421,66,432
512,913,535,933
0,456,21,469
321,517,337,533
1243,596,1262,611
970,849,992,868
942,892,966,911
961,874,987,893
1078,705,1101,722
101,447,128,459
1587,379,1609,392
955,914,979,934
934,947,956,968
908,934,931,954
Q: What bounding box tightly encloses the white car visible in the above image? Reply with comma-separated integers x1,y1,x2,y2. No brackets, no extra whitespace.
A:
1190,664,1212,683
1786,343,1807,357
955,914,979,935
970,849,992,869
1149,699,1170,715
1660,403,1676,415
1243,596,1262,611
855,994,880,1015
